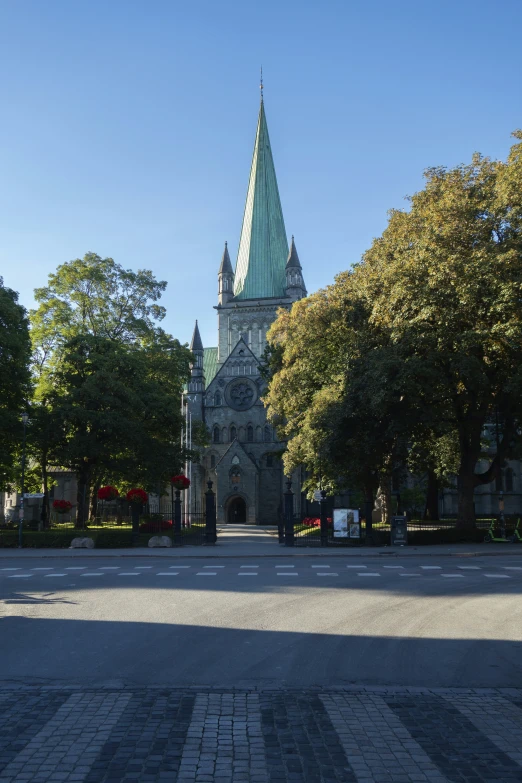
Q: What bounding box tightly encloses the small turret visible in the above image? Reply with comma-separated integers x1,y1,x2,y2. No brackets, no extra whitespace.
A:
285,236,307,301
218,242,234,305
188,320,204,393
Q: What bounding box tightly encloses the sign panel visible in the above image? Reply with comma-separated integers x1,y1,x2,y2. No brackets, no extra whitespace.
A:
23,493,44,499
390,515,408,546
333,508,360,538
333,508,348,538
313,490,323,502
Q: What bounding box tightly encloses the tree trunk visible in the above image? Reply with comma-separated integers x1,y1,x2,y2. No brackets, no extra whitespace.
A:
456,458,477,530
89,482,100,521
76,466,91,529
424,470,439,521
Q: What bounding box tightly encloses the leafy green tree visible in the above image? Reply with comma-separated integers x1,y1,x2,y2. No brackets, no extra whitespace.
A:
359,134,522,528
266,131,522,530
0,278,31,491
44,335,191,527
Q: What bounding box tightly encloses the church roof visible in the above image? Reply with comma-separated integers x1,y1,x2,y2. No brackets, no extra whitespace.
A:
190,320,204,352
233,99,289,300
203,347,218,386
218,242,234,276
286,236,301,269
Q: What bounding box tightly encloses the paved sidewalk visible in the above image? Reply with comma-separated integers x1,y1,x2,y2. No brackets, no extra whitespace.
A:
1,686,521,782
1,525,521,560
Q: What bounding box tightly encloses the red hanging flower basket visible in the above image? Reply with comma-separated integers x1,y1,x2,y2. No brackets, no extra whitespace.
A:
97,485,119,501
53,499,72,514
171,474,190,491
126,488,148,505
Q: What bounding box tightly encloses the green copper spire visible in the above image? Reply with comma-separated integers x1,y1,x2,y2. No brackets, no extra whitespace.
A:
233,99,289,300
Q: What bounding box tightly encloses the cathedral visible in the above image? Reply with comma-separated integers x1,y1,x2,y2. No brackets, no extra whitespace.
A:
185,95,307,525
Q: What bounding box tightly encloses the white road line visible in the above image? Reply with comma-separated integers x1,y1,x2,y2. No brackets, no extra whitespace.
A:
204,565,224,568
238,573,258,576
157,572,179,576
277,573,298,576
45,573,67,577
358,573,380,577
458,566,480,570
134,566,153,569
196,572,217,575
346,565,366,568
503,566,522,570
8,574,31,578
0,568,21,571
80,573,103,577
99,567,120,570
383,565,404,569
31,567,54,570
484,573,511,578
275,565,295,568
317,573,338,577
240,565,259,568
169,565,190,568
118,573,140,576
65,567,87,570
400,573,422,577
312,565,330,568
420,566,441,569
441,574,464,578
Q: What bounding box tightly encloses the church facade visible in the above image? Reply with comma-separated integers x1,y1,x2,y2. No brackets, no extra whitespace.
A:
185,97,306,525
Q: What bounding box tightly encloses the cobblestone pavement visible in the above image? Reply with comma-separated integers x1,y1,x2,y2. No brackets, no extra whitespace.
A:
1,688,522,782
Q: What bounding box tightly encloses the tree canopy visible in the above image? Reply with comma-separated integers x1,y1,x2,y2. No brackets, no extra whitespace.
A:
265,131,522,528
0,279,31,491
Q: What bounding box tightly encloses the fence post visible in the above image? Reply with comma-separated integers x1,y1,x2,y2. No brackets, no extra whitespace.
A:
284,478,294,547
320,490,328,547
174,489,182,543
277,513,285,544
205,480,217,544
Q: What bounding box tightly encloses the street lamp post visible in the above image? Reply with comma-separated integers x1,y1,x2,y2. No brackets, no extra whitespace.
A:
18,412,29,548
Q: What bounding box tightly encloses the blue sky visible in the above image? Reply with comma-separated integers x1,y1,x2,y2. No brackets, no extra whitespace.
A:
1,0,521,349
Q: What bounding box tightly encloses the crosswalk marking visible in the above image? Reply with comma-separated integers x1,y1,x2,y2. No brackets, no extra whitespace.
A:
277,572,298,576
118,572,140,576
134,566,152,569
238,572,258,576
99,566,120,570
65,566,87,570
484,573,511,578
8,574,31,578
204,565,224,568
196,572,217,575
157,572,179,576
275,564,295,568
503,566,522,570
400,573,421,577
44,573,66,577
317,573,338,577
420,566,441,569
441,574,464,578
383,565,404,568
458,566,480,569
358,572,380,576
1,568,21,571
240,565,259,568
31,567,53,570
312,565,330,568
346,565,366,568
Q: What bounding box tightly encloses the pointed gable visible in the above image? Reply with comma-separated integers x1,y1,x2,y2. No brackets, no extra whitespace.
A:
218,242,234,276
286,236,301,269
233,100,289,300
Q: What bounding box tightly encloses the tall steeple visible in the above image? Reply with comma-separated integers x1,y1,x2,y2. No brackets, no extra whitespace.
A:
218,241,234,305
188,320,204,394
233,98,289,300
285,236,307,301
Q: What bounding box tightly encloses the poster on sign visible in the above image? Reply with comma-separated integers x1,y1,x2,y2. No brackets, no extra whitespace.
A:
348,509,360,538
333,509,349,538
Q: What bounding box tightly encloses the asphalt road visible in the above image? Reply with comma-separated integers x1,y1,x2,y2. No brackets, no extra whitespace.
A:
1,554,521,690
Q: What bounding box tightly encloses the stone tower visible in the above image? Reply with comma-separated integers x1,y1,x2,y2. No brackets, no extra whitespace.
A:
186,95,306,524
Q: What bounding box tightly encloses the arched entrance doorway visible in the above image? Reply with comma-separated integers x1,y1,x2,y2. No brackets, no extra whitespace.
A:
227,496,247,524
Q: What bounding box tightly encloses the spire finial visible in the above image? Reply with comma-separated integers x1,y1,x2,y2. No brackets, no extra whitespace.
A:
260,66,263,101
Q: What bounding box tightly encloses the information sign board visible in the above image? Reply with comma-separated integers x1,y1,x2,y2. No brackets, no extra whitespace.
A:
23,493,44,499
333,508,360,538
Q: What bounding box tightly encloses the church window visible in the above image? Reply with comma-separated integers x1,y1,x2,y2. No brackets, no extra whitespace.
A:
264,425,271,442
215,391,221,406
210,454,216,469
238,426,245,441
222,426,227,442
230,426,237,441
247,425,254,443
256,425,262,441
266,454,273,468
213,426,220,444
